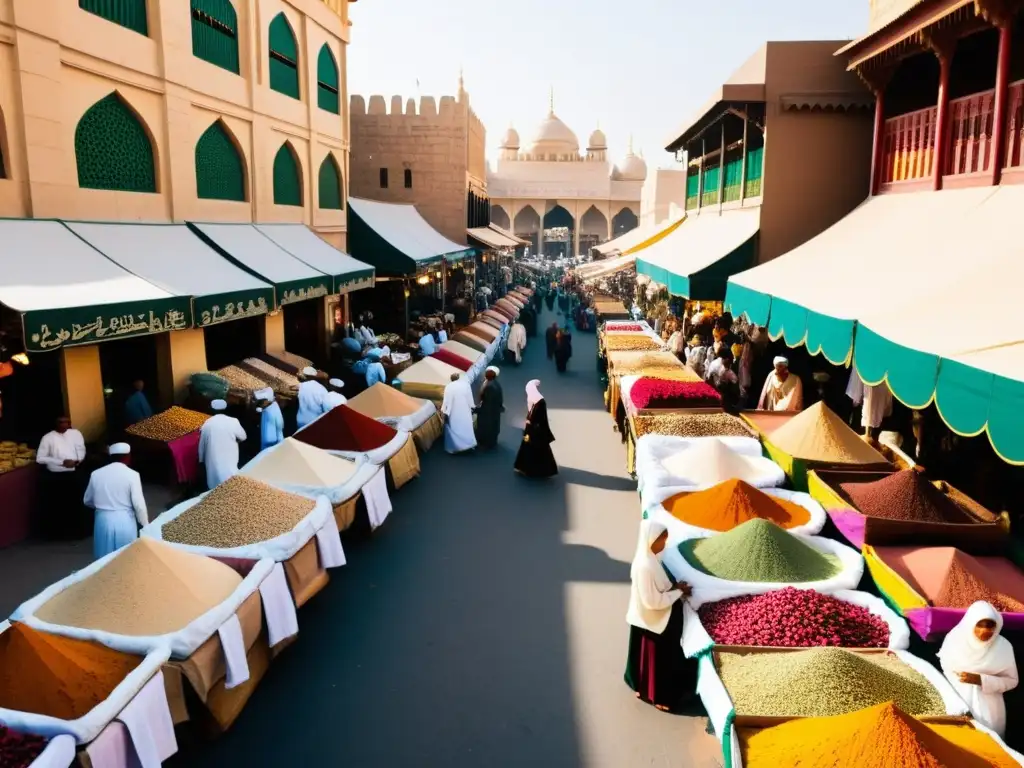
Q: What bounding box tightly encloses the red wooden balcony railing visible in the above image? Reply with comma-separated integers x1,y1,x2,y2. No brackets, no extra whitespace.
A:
946,90,995,176
1005,81,1024,170
880,105,936,184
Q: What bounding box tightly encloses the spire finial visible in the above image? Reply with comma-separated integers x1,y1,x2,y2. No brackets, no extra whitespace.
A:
627,134,634,154
549,86,554,115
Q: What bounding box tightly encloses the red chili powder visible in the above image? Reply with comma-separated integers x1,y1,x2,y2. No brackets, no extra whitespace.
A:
293,404,398,452
431,349,472,372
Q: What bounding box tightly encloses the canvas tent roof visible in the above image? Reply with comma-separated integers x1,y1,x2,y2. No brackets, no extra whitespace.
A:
346,383,430,419
468,226,519,249
398,356,463,387
488,222,528,246
240,437,358,487
440,340,485,363
65,222,273,327
254,224,375,292
0,220,191,352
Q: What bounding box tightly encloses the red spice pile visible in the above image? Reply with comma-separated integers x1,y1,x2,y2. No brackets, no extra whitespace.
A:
630,378,722,410
430,349,472,372
293,404,397,452
699,587,890,647
0,725,47,768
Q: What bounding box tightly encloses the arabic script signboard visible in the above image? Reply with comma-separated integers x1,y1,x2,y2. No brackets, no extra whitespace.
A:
23,298,192,352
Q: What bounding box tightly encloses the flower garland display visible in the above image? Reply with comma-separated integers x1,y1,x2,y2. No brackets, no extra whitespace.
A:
630,378,722,410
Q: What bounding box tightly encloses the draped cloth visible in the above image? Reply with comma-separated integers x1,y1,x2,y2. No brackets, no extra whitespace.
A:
441,377,477,454
507,323,527,363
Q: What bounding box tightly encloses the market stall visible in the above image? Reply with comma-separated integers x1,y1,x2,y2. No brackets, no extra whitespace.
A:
124,406,210,487
0,442,37,548
395,356,464,404
344,383,443,453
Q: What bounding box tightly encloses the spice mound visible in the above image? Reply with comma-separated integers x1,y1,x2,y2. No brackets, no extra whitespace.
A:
0,623,142,720
630,379,721,410
934,549,1024,612
680,519,840,583
214,365,268,392
767,402,888,464
0,724,47,768
35,538,243,635
718,647,945,718
633,412,754,439
738,701,1015,768
293,404,398,452
841,470,970,523
699,587,889,647
241,438,358,488
665,479,809,532
604,335,663,352
660,440,778,489
162,475,315,549
125,406,209,442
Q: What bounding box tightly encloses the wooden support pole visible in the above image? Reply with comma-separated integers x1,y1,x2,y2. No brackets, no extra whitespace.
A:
740,110,749,201
992,20,1013,185
933,52,952,190
718,121,726,212
870,90,886,195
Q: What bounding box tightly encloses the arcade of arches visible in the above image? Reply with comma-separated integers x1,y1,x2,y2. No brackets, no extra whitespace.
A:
493,201,640,258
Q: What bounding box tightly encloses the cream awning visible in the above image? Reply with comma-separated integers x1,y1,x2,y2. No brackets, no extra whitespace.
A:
488,222,528,246
254,224,375,293
468,227,518,249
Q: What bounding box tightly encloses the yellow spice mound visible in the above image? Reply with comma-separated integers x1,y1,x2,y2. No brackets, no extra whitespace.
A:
768,402,888,464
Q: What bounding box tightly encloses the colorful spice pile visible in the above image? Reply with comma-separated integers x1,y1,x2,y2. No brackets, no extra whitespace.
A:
738,702,1018,768
604,323,644,332
933,549,1024,612
699,587,890,647
604,335,663,352
629,379,722,410
430,348,472,372
125,406,210,442
0,622,142,720
767,402,888,464
632,412,754,439
840,470,970,523
717,647,945,717
293,404,398,452
680,519,840,582
35,538,243,635
214,365,267,392
664,480,810,532
162,476,315,549
659,441,780,490
0,725,47,768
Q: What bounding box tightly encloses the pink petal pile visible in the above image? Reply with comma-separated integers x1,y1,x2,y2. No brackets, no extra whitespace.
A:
605,323,644,332
698,587,890,648
630,378,722,410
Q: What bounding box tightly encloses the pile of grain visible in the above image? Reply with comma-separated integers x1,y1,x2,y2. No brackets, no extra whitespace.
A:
608,351,683,375
767,402,888,464
242,358,300,392
659,440,778,488
841,470,970,523
162,476,315,548
934,550,1024,612
664,480,810,532
604,335,663,352
125,406,210,442
633,412,754,439
241,438,358,488
718,647,945,718
214,365,267,392
274,350,313,371
35,538,243,635
680,519,840,582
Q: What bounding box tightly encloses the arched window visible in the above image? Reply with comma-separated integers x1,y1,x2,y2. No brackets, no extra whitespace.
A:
318,154,343,210
75,93,156,192
268,13,299,100
273,143,302,206
191,0,239,74
195,121,245,201
316,45,340,114
79,0,147,36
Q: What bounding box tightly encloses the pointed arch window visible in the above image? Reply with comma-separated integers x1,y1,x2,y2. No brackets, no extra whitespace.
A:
75,94,156,192
195,121,246,201
79,0,147,36
269,13,300,100
273,143,303,206
318,154,343,210
317,45,340,114
191,0,239,74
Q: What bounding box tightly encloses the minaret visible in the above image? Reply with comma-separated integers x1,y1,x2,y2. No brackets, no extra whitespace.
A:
457,67,466,103
549,85,554,115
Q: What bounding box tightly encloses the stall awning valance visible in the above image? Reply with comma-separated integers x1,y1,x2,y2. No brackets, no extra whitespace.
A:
189,223,333,308
468,227,518,250
637,208,759,300
488,223,527,247
254,224,375,294
576,251,638,282
594,222,658,257
348,197,475,276
65,222,274,327
0,220,191,352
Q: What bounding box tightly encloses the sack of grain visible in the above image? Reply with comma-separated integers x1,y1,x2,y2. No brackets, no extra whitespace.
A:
190,372,229,401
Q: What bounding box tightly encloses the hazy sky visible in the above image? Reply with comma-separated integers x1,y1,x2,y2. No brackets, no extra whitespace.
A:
347,0,867,169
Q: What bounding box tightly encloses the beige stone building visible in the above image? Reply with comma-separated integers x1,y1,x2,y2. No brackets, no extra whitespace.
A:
0,0,365,440
348,76,488,245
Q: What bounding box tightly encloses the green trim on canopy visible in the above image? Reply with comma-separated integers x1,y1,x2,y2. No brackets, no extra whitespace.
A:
723,281,771,326
764,297,855,366
194,290,271,327
22,299,190,353
637,234,756,301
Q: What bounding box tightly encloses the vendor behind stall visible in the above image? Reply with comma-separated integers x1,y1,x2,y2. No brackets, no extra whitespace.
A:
256,388,284,451
36,415,88,539
123,379,153,427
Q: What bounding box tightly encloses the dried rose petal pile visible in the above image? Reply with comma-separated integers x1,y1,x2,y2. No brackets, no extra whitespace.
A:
0,725,47,768
605,323,644,332
630,378,722,410
698,587,890,648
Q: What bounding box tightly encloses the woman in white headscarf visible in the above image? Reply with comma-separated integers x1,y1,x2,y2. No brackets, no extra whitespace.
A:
513,380,557,478
938,601,1018,735
624,520,694,712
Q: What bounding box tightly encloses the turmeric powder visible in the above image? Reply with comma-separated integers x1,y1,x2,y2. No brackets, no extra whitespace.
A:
664,479,810,531
739,701,1018,767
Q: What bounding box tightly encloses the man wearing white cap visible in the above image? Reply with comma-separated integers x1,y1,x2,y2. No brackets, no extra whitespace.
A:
441,372,477,454
296,367,329,429
83,443,147,559
198,399,247,489
757,356,804,412
325,378,347,410
255,388,284,451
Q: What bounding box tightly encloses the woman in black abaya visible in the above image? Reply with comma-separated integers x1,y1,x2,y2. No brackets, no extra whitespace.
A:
514,379,557,478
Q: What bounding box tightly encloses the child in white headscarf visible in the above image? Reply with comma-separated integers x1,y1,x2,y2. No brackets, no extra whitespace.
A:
938,601,1018,735
624,519,695,712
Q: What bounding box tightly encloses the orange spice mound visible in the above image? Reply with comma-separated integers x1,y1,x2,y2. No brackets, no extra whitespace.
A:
739,701,1017,768
0,622,142,720
663,479,810,532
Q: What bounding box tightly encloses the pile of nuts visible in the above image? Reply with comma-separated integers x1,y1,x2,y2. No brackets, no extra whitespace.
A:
162,475,315,548
608,352,684,375
603,335,664,352
215,365,268,392
126,406,210,442
0,442,34,474
632,412,755,439
242,358,300,392
274,350,313,371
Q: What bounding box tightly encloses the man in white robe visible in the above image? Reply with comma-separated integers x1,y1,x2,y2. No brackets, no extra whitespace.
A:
441,373,477,454
296,367,329,429
198,399,247,490
84,443,147,560
757,356,804,411
846,371,893,435
507,321,527,364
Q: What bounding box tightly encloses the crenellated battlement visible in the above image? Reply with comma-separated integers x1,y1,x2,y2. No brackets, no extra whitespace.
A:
350,93,485,124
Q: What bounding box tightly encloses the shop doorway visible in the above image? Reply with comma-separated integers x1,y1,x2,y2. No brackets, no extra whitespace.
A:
99,335,159,436
283,301,322,367
203,316,262,372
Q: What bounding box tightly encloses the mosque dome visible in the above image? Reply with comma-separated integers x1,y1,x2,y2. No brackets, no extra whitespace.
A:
587,128,607,150
527,111,579,157
613,149,648,181
500,126,520,150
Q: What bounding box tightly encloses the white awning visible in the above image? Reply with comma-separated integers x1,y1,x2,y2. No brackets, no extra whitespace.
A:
65,222,274,326
593,223,657,256
468,227,518,249
575,251,637,282
254,224,375,290
348,197,473,267
488,222,528,246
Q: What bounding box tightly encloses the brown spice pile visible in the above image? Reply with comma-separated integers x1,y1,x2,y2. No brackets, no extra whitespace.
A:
633,412,755,439
841,470,970,523
934,550,1024,612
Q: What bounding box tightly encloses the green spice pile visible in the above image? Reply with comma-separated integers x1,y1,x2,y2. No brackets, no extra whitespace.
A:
679,519,841,582
717,647,946,718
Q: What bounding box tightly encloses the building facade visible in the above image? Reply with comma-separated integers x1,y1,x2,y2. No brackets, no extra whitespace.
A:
348,76,488,244
487,104,646,259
